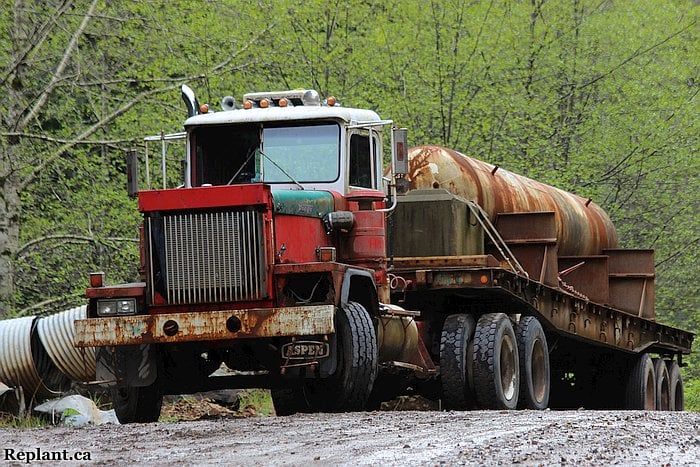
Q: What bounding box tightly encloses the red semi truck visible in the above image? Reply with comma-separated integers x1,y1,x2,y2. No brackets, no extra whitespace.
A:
74,86,693,423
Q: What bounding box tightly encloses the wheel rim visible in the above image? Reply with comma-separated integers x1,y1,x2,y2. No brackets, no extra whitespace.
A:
500,334,517,401
531,337,546,403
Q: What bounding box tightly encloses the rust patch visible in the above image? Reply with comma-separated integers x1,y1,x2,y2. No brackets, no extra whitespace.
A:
74,305,335,347
406,145,618,256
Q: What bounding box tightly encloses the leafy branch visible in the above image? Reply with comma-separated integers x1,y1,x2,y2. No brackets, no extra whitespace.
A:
16,234,138,260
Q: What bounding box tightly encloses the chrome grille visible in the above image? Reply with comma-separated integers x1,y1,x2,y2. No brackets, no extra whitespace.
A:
150,210,267,304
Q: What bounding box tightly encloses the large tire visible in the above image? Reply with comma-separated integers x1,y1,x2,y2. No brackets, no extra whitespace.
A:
666,360,684,411
515,316,550,410
472,313,519,409
440,314,476,409
303,301,378,412
624,353,656,410
653,358,670,411
110,383,163,423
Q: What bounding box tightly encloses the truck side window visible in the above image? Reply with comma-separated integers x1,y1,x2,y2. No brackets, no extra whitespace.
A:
349,133,374,188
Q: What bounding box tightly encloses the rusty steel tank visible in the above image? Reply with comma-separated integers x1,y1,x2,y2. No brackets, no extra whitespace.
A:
406,145,618,257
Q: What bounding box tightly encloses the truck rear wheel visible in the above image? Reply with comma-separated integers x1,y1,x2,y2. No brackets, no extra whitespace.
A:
304,301,378,412
624,353,656,410
440,314,476,409
515,316,550,410
472,313,519,409
110,383,163,423
666,360,684,411
652,358,670,411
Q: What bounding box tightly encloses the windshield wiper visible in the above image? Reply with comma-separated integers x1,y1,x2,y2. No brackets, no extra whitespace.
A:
227,147,257,185
259,149,304,190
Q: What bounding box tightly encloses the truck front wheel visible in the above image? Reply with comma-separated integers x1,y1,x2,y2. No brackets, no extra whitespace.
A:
304,301,378,412
271,387,306,416
110,383,163,423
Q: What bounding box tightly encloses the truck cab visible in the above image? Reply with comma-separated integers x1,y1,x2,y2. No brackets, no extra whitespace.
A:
186,89,386,194
74,87,413,422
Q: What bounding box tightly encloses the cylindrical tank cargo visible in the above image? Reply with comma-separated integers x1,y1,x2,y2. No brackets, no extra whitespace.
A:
406,145,618,256
377,316,419,363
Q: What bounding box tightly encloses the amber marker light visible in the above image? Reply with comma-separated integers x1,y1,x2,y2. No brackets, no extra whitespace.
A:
278,97,289,107
260,98,270,108
326,96,337,106
480,275,489,284
90,272,105,288
243,100,253,109
199,103,209,113
316,247,337,262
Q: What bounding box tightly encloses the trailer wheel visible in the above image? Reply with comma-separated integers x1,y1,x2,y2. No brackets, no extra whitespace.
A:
666,360,684,411
304,301,378,412
515,316,550,410
652,358,670,411
624,353,656,410
110,383,162,423
440,314,476,409
472,313,519,409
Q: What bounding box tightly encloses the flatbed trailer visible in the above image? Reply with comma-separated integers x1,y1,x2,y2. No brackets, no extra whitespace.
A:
392,257,693,357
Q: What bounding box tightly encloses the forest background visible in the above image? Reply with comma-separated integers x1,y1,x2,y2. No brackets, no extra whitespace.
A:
1,1,698,402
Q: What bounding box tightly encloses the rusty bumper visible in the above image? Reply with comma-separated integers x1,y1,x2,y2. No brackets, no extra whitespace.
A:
74,305,335,347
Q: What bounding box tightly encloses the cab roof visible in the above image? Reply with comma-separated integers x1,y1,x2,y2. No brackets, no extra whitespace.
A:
184,105,383,127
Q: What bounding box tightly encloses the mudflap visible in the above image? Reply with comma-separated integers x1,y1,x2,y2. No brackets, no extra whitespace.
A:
319,331,338,378
96,344,157,388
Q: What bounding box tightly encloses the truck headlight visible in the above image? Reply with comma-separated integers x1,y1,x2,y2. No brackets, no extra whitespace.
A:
97,299,137,316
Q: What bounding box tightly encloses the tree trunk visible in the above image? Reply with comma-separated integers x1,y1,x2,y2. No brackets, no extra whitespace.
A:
0,152,21,316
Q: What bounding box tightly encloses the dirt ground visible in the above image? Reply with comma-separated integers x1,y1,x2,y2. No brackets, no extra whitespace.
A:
1,409,699,465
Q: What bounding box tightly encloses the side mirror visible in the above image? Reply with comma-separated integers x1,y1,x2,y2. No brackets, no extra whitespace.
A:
126,149,139,197
391,127,408,176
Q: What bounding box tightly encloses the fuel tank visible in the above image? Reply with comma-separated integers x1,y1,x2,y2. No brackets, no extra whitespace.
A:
406,145,618,257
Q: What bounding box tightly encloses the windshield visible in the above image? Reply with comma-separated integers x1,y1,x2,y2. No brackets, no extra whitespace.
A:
191,122,340,186
262,124,339,183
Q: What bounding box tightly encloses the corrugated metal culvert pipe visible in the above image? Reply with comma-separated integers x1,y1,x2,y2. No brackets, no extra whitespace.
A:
0,305,96,408
37,305,96,382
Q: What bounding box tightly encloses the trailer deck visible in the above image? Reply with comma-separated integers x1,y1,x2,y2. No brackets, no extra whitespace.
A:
391,256,694,359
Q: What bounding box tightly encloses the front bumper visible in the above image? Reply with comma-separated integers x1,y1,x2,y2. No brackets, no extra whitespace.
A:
74,305,335,347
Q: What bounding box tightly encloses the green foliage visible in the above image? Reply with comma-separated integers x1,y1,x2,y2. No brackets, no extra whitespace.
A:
683,374,700,412
0,413,49,429
1,0,697,384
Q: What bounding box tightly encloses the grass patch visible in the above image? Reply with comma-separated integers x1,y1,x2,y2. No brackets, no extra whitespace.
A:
237,389,274,417
0,413,49,428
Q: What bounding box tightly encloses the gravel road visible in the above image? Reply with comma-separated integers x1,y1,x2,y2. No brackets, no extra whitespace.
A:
1,410,699,466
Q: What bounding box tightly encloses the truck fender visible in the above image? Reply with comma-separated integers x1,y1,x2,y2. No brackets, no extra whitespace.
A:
318,269,378,378
340,268,379,318
96,344,157,388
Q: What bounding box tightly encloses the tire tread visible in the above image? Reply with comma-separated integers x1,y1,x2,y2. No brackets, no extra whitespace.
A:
440,314,475,409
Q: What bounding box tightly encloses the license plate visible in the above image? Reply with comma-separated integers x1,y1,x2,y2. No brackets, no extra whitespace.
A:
281,341,329,360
